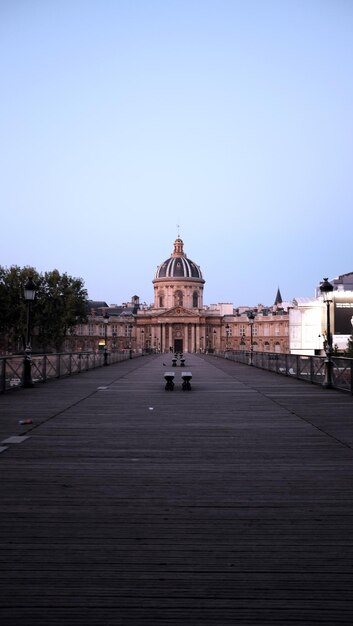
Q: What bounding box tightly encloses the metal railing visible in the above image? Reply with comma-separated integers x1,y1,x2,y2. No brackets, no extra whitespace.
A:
216,350,353,394
0,351,138,393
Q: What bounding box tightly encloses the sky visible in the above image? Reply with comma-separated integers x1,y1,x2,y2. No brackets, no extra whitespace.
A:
1,0,353,307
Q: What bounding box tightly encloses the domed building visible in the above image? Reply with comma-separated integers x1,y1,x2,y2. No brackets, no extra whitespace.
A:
136,237,211,353
75,235,290,356
153,237,205,310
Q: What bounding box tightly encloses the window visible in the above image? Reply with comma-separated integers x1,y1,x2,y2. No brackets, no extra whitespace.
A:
159,295,164,307
264,342,270,351
88,324,95,336
174,290,183,307
193,291,198,308
125,325,133,337
239,324,246,336
253,325,258,337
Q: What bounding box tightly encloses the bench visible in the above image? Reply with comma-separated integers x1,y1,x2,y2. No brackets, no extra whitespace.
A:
164,371,175,390
181,371,192,391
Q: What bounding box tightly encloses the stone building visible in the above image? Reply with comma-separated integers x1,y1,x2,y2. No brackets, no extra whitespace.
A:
69,236,290,354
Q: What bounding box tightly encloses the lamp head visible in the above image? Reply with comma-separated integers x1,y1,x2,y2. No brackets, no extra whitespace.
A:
24,276,37,301
247,311,256,323
320,277,334,302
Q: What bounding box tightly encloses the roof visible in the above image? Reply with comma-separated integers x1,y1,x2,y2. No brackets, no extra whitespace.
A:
154,238,204,281
87,300,108,312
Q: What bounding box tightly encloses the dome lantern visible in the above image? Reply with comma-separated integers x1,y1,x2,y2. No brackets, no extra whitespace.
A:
154,238,204,281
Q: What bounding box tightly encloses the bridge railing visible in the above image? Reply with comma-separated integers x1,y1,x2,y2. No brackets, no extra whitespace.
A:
217,350,353,394
0,351,138,393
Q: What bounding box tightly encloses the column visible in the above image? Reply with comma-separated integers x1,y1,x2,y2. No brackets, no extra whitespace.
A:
162,324,166,352
195,324,200,354
190,324,195,353
184,324,189,353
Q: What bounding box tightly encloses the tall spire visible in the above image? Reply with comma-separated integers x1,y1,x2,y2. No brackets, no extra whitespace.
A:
274,287,283,305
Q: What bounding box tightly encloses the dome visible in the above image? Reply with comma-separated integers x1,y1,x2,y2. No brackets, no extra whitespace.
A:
154,238,203,280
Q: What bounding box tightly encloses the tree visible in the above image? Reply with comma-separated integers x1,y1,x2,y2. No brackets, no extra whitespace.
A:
0,265,41,352
0,266,88,353
35,270,88,352
345,335,353,358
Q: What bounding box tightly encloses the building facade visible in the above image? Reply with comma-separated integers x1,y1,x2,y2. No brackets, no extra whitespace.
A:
67,237,290,354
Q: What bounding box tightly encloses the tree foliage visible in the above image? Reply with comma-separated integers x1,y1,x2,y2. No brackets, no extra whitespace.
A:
0,266,88,353
345,335,353,358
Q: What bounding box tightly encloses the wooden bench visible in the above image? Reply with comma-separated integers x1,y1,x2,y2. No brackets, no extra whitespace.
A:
164,371,175,390
181,371,192,391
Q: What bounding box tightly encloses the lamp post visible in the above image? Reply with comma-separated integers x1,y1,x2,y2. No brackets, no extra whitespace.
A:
23,276,37,388
103,312,109,365
112,330,117,352
225,324,230,350
247,311,256,366
129,324,133,358
141,329,145,354
320,277,334,388
213,329,216,352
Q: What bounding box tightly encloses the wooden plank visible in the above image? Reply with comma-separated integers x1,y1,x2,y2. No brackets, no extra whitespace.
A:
1,353,353,624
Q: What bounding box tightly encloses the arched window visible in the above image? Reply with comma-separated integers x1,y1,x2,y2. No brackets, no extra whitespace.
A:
275,342,281,353
264,342,270,351
192,291,198,308
174,290,183,307
159,293,164,307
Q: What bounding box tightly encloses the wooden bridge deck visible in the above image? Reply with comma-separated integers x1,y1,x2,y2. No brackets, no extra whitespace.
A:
1,353,353,625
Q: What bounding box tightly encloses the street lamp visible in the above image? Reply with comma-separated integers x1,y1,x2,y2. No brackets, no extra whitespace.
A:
225,324,230,350
320,277,334,388
141,329,145,354
213,329,216,351
128,324,133,358
247,311,256,366
103,312,109,366
112,330,117,351
23,276,37,388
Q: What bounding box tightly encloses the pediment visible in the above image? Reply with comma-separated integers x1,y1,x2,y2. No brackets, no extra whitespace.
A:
158,306,197,318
